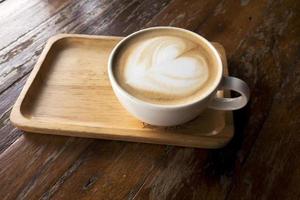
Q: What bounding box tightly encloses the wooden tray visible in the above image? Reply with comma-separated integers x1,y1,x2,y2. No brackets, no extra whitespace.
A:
10,34,233,149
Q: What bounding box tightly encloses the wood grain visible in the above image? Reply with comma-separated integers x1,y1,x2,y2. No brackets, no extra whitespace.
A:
0,0,299,199
0,134,93,200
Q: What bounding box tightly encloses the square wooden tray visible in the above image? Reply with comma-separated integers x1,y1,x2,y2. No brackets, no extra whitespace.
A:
10,34,233,148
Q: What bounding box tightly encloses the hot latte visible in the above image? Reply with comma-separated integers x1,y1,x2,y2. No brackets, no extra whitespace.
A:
113,29,219,105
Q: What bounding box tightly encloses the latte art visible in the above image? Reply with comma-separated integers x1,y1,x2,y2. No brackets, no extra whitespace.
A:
124,36,209,97
114,30,218,105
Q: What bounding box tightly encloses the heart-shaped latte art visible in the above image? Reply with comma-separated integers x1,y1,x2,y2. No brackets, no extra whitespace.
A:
124,36,209,98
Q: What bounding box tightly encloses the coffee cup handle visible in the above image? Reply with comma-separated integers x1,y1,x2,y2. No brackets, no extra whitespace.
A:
209,76,250,110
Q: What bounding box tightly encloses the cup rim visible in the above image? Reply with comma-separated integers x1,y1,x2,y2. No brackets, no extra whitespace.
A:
108,26,223,109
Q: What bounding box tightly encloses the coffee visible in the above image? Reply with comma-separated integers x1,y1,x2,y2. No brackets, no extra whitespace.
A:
113,29,220,105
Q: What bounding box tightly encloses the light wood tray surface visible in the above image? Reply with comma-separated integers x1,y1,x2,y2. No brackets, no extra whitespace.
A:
10,34,233,148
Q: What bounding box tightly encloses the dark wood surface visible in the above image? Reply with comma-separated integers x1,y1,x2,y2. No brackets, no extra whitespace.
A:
0,0,299,199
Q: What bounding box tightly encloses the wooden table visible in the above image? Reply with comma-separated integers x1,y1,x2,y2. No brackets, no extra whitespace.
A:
0,0,299,199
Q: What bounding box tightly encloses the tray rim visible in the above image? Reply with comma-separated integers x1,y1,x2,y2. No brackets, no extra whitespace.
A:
10,34,120,131
10,34,234,149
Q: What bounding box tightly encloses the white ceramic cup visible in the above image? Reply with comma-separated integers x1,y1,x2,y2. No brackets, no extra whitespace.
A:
108,27,250,126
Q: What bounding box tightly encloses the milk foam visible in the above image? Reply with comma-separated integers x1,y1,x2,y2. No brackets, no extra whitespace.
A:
123,36,209,98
